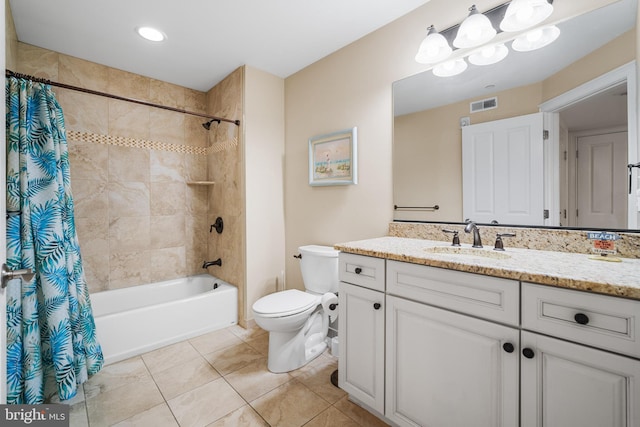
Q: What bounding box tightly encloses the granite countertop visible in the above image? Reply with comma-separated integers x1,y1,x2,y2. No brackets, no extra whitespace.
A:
334,236,640,301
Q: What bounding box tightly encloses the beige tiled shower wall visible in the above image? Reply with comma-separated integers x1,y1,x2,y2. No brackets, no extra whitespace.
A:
205,67,247,326
15,42,221,293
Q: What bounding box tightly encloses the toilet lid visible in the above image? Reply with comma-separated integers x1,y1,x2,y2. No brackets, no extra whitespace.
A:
253,289,318,317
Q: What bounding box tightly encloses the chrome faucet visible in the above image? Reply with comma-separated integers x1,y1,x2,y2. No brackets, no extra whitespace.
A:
202,258,222,268
464,221,483,248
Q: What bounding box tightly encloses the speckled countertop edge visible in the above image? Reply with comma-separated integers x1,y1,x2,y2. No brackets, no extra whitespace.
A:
335,236,640,301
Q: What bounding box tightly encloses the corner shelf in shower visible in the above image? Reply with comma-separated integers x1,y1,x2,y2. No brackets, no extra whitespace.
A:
186,181,216,185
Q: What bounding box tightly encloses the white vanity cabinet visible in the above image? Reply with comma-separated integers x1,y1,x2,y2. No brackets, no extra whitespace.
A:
385,260,520,427
338,251,640,427
338,253,386,413
520,331,640,427
521,283,640,427
386,295,519,427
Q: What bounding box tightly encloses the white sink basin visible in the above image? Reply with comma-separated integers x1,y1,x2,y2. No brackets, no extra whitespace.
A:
424,246,511,260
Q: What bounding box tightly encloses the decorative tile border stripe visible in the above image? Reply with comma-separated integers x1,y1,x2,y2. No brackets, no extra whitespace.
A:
66,130,238,155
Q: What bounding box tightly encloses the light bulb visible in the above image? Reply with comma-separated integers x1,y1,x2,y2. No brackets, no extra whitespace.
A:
415,26,452,64
433,58,467,77
500,0,554,32
468,43,508,66
516,4,534,22
526,29,543,42
481,46,496,58
512,25,560,52
453,5,496,49
136,26,166,42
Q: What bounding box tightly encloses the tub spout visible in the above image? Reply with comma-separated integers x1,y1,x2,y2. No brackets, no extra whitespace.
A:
202,258,222,268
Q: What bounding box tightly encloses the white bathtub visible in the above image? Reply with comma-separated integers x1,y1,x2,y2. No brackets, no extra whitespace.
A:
91,274,238,365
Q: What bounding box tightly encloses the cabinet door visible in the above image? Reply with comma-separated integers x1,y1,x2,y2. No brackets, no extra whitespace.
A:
521,331,640,427
386,295,519,427
338,282,385,413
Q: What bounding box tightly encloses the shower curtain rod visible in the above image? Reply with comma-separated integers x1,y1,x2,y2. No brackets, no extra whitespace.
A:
5,69,241,126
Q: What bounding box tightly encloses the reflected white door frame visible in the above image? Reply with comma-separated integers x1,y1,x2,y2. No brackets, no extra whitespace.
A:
540,61,638,229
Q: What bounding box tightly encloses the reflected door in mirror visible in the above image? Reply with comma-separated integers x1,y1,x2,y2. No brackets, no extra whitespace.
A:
575,131,628,229
462,113,544,225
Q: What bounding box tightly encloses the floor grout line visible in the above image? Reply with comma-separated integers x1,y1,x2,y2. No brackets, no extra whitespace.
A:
77,325,354,427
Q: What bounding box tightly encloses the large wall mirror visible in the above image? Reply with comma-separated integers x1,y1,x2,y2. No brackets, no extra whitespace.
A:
393,0,639,231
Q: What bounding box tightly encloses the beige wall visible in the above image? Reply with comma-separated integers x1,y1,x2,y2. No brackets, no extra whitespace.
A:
543,29,636,101
5,0,16,70
283,0,619,288
244,66,286,322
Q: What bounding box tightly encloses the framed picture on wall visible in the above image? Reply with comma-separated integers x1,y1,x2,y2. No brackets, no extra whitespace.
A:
308,127,358,186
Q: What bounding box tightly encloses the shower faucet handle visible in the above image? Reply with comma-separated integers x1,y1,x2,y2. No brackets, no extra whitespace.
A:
210,217,224,234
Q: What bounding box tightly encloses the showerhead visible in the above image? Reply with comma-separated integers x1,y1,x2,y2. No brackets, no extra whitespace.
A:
202,119,221,130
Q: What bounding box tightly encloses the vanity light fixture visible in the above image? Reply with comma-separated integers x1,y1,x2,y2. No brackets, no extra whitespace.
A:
512,25,560,51
415,0,558,77
415,25,453,64
468,43,509,66
433,58,468,77
136,26,166,42
500,0,554,32
453,5,497,49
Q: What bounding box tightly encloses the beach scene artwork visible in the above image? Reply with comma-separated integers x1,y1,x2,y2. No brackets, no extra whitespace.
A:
312,136,351,180
309,127,357,186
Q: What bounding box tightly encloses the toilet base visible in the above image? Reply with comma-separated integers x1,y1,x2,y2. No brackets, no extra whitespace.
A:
266,311,328,373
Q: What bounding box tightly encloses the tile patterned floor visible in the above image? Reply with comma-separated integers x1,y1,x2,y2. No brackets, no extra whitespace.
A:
67,324,390,426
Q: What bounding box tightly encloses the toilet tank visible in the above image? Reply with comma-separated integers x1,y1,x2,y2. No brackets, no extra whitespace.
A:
299,245,339,294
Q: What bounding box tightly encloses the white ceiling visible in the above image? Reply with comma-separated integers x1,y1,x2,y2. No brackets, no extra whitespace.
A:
9,0,431,92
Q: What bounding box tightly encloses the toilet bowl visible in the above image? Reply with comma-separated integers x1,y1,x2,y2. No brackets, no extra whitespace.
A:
252,245,339,373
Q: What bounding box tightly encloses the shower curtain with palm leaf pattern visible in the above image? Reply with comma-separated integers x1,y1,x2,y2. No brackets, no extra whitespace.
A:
5,76,103,404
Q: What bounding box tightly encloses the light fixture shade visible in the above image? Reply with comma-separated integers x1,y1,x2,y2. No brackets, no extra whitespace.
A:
500,0,553,32
415,25,453,64
468,43,509,66
433,58,468,77
453,5,496,49
512,25,560,51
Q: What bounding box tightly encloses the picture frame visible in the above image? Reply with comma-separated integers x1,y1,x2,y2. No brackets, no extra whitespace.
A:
308,127,358,186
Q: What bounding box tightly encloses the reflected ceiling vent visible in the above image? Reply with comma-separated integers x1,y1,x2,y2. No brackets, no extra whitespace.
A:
470,97,498,113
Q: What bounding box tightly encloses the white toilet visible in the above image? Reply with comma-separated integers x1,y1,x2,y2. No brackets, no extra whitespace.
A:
252,245,339,373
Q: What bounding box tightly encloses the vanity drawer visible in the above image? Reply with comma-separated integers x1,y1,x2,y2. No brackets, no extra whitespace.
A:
339,253,385,292
386,260,519,326
522,283,640,358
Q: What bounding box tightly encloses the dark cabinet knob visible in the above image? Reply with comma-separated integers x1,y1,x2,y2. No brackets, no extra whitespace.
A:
574,313,590,325
355,267,362,274
502,342,515,353
373,303,381,310
522,348,535,359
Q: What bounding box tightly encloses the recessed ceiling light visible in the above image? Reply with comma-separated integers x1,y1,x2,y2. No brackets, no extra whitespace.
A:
136,26,166,42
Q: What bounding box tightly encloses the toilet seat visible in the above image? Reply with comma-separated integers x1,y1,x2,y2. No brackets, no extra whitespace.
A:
253,289,318,318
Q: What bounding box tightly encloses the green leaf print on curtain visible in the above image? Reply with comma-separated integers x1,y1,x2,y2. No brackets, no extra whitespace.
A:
5,76,103,404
